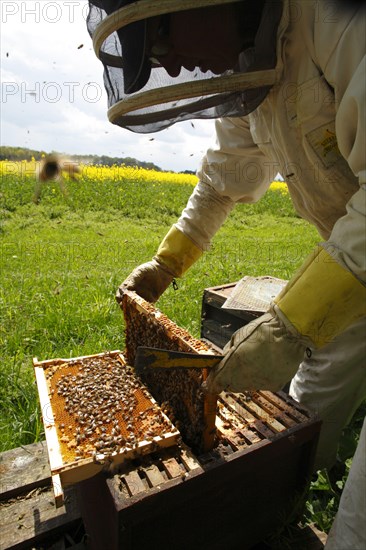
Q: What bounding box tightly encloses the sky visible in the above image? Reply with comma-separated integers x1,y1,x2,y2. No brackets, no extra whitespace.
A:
0,1,216,172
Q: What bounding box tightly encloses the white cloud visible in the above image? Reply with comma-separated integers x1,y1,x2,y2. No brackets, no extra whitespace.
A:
0,0,215,171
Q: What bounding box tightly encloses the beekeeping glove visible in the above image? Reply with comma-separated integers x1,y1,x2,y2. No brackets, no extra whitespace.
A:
204,246,366,394
117,179,234,303
117,226,202,303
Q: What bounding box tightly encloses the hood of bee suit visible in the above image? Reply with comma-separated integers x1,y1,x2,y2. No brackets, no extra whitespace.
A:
87,0,284,133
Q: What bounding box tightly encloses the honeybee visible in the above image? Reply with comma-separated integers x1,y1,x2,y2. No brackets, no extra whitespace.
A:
33,154,80,204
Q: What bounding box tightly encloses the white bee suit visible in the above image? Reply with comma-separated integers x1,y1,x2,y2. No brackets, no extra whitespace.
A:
325,417,366,550
172,3,365,548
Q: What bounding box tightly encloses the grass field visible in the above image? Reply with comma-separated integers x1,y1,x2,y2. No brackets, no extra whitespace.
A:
0,161,364,536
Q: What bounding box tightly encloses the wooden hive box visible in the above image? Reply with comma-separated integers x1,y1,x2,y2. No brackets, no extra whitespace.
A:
78,390,321,550
201,276,287,349
34,283,320,548
77,283,320,549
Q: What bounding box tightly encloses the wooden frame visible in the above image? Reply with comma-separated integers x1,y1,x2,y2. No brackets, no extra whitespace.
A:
122,290,218,453
33,351,180,508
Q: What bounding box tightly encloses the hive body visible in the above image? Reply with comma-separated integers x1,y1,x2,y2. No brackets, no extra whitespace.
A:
79,389,321,550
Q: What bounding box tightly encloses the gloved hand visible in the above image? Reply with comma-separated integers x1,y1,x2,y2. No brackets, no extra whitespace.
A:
116,258,174,303
116,225,202,303
203,308,309,394
204,245,366,394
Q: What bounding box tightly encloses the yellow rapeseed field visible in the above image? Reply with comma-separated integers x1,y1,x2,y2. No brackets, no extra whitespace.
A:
0,160,287,192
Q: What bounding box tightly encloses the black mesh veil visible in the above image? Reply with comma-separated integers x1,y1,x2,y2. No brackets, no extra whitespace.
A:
87,0,283,133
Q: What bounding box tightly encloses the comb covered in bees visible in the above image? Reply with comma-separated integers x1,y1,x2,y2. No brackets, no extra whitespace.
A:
33,351,180,506
121,290,218,454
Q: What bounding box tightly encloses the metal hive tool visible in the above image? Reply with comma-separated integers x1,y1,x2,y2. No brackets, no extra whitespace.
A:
121,290,218,454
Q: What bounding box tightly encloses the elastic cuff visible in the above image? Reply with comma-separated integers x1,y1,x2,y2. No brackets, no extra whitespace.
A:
274,246,366,347
156,225,203,277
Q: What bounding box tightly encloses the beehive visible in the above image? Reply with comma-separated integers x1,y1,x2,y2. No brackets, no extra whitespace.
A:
33,351,180,506
121,290,218,454
79,389,321,550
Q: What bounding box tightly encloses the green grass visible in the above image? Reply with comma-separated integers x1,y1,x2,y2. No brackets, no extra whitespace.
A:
1,171,364,537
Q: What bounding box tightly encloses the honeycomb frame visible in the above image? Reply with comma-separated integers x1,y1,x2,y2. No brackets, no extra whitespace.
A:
121,290,218,454
33,350,180,506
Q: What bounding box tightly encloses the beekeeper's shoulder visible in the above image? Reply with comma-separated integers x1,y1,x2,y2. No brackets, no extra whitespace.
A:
311,2,364,73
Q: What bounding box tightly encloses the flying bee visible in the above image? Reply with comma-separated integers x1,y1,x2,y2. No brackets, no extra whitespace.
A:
33,154,81,204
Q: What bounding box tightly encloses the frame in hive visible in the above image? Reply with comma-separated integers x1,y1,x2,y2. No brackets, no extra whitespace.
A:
120,290,218,454
33,351,180,507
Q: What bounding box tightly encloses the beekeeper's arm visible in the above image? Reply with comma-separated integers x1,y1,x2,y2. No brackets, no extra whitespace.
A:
118,116,271,302
205,6,366,393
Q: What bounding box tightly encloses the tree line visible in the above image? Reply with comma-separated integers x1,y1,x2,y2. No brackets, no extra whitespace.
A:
0,146,162,172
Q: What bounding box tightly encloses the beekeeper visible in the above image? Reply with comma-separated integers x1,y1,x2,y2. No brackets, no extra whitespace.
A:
88,1,366,547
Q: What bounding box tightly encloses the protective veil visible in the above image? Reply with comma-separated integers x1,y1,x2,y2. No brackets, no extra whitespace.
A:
87,0,283,132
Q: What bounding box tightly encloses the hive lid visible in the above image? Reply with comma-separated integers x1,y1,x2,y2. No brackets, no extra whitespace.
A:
33,350,180,507
222,276,287,313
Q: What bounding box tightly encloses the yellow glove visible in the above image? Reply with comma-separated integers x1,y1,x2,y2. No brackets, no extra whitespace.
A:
117,226,202,303
204,246,366,394
274,246,366,348
154,225,203,278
